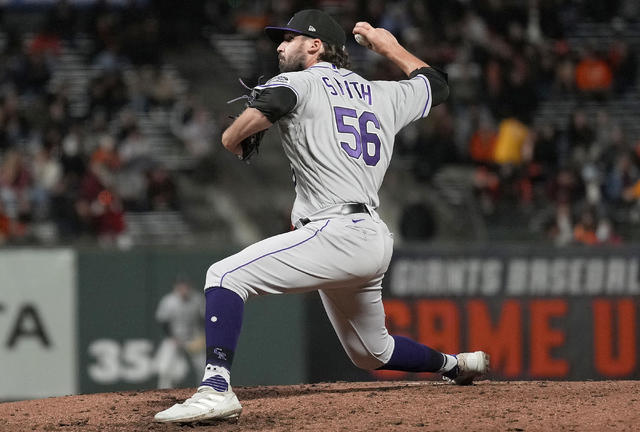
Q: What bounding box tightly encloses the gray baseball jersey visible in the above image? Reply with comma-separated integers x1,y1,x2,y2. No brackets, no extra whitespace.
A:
254,61,433,223
206,62,435,369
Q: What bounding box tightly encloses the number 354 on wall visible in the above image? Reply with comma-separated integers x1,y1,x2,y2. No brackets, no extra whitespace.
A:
87,339,190,384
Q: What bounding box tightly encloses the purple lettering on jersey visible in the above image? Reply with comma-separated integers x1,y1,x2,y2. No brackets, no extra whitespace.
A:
361,84,372,105
359,111,381,166
324,77,372,105
333,106,382,166
322,76,338,95
343,80,354,98
334,106,362,158
349,82,362,98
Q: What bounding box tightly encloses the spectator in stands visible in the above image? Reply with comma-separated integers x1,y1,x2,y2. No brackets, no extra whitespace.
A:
411,106,457,182
92,188,126,244
148,69,180,108
493,117,532,166
1,150,31,217
31,145,63,218
502,55,538,123
445,47,482,106
573,208,598,245
469,113,497,164
623,177,640,203
60,124,86,177
93,41,130,72
118,126,152,170
547,202,574,247
595,217,621,244
171,96,217,159
146,165,178,211
91,134,120,171
575,47,613,96
13,48,53,98
608,39,637,94
0,150,33,242
88,0,121,56
88,70,128,120
581,162,602,205
553,56,576,95
483,58,501,113
473,166,501,215
125,70,150,113
549,168,580,209
567,109,595,166
532,124,561,173
29,21,62,59
50,176,83,239
0,200,10,244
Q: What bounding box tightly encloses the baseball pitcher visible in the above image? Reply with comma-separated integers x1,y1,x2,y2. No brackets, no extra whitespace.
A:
155,9,489,423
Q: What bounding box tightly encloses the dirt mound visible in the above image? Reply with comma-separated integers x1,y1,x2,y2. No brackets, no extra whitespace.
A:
1,381,638,431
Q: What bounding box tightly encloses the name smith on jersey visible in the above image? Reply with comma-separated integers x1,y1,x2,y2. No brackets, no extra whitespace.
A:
321,76,372,105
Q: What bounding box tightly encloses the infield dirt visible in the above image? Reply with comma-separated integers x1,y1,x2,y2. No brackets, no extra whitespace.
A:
1,380,638,431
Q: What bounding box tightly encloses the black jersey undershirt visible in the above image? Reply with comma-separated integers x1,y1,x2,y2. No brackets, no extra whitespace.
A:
249,66,449,124
408,66,449,106
248,87,297,124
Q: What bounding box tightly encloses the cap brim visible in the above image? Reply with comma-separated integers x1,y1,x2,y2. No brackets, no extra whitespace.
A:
265,26,306,43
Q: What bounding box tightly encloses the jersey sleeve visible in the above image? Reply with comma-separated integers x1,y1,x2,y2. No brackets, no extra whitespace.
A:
388,74,433,133
249,86,297,123
409,67,449,107
252,72,310,119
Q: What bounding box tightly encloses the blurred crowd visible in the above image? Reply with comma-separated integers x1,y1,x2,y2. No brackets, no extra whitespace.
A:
2,0,640,247
0,0,218,246
215,0,640,245
359,0,640,246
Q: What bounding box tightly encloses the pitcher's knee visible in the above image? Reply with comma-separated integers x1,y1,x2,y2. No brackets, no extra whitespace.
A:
349,352,386,370
205,262,248,301
343,335,394,370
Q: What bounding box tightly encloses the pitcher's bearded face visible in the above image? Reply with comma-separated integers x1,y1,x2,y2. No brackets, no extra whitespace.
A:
277,33,309,72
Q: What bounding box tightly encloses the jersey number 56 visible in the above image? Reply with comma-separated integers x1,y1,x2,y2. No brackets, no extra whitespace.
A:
333,107,381,166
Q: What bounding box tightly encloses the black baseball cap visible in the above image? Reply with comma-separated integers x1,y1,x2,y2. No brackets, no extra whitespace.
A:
265,9,346,48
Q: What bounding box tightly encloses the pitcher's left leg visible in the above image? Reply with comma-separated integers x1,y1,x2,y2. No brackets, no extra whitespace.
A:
319,287,489,384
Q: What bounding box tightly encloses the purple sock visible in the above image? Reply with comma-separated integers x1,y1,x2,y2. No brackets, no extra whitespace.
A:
203,287,244,371
378,335,446,372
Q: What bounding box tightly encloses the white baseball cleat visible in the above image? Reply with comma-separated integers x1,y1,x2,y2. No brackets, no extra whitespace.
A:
154,386,242,423
154,365,242,423
442,351,490,385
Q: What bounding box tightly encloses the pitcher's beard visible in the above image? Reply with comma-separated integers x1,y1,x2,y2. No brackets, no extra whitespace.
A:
278,57,305,73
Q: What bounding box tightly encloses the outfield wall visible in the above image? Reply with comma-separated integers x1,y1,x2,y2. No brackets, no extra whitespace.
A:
1,246,638,400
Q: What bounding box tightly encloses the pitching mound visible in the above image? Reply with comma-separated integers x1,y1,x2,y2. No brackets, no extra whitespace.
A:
1,381,638,431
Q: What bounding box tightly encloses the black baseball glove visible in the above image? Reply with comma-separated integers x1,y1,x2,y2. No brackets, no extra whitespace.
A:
238,128,265,161
228,77,266,162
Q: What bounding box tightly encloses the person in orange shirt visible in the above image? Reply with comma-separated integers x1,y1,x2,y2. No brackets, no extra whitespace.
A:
469,118,497,163
573,209,598,245
575,48,613,93
90,134,120,170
